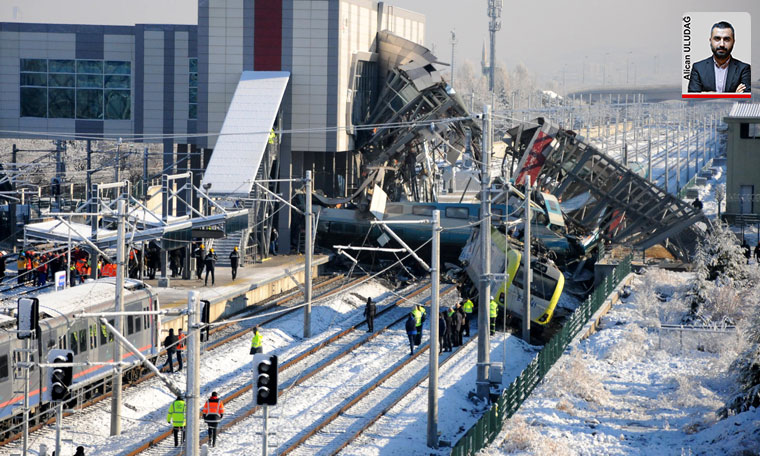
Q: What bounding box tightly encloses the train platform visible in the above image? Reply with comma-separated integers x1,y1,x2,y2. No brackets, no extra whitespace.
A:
148,253,331,329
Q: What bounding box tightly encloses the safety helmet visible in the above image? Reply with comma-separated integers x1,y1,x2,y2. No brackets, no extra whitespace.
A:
210,248,214,253
234,247,238,251
200,244,205,249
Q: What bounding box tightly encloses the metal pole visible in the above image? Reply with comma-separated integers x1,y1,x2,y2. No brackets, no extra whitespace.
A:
262,405,269,456
186,290,200,456
22,337,29,456
687,121,692,180
55,402,62,456
110,198,126,436
522,176,531,343
665,126,669,192
427,210,440,449
143,147,149,200
477,105,492,400
304,171,312,339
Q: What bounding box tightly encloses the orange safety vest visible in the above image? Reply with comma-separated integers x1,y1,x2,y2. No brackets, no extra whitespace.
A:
177,333,185,351
202,398,224,415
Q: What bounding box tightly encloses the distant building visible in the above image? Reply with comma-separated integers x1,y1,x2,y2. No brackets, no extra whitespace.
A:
724,103,760,217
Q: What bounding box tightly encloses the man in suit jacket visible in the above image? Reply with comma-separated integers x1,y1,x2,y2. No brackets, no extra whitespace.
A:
688,21,751,93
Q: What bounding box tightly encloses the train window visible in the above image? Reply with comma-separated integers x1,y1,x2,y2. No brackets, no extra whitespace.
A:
492,208,504,217
445,207,469,220
89,325,97,350
79,329,87,353
100,323,108,345
385,205,403,215
143,307,150,329
127,316,134,335
135,314,142,333
0,355,8,381
108,319,115,342
412,205,435,216
58,335,67,350
70,332,79,355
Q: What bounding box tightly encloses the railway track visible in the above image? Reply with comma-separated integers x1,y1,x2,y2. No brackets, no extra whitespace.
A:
127,281,451,455
0,273,365,449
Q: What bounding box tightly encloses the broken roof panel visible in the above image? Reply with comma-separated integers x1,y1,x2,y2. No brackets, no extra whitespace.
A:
201,71,290,197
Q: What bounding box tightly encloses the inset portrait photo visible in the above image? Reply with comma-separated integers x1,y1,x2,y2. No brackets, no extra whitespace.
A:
682,12,751,99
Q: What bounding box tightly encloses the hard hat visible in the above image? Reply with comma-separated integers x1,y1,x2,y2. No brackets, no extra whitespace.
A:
200,244,205,248
210,248,214,252
234,247,238,251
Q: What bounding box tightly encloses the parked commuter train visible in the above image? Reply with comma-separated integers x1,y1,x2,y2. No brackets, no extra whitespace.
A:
0,278,160,432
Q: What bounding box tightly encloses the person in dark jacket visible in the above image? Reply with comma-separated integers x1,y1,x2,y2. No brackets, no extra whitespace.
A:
74,446,86,456
202,391,225,447
692,198,703,211
204,248,218,286
229,247,240,280
440,311,452,353
742,241,751,264
755,241,760,264
162,328,179,373
404,313,417,356
193,244,205,279
443,310,454,352
452,305,465,346
364,297,376,332
270,227,279,255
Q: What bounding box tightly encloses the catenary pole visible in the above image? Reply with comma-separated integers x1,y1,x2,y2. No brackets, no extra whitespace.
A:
427,210,440,448
477,105,492,400
304,170,313,339
186,290,200,456
22,337,29,456
522,175,531,342
110,198,126,436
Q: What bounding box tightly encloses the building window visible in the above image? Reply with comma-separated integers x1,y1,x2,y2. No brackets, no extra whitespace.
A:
19,58,131,120
739,123,760,139
189,58,198,120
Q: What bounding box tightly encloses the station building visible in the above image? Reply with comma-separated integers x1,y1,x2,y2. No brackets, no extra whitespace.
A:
724,103,760,219
0,0,426,252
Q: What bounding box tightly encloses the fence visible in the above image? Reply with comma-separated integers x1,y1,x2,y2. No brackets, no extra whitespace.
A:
451,254,632,455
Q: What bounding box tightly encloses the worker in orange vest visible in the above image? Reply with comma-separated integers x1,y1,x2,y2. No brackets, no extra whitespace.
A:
176,328,185,371
202,391,225,447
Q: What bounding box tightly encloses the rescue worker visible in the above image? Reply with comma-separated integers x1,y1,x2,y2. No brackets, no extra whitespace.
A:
204,248,217,286
163,328,179,373
364,297,376,332
69,262,78,288
229,246,240,280
249,326,263,355
489,295,498,336
193,243,205,279
202,391,225,447
17,253,26,285
462,298,474,337
166,395,186,447
176,328,185,371
404,313,417,355
412,305,426,346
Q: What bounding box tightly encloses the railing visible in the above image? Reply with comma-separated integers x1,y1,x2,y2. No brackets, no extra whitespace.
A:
451,254,632,455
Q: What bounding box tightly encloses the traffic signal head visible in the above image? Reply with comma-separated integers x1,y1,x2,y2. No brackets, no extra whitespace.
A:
255,354,278,406
49,350,74,402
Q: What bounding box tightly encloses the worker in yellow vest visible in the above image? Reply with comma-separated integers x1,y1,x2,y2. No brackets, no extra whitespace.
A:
489,296,498,336
166,395,186,447
462,298,474,337
250,326,263,354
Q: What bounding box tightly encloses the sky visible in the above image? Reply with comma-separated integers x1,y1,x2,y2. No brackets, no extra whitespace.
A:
383,0,760,89
2,0,758,90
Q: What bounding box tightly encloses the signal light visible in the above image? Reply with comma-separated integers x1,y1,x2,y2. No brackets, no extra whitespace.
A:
48,350,74,402
255,354,278,406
